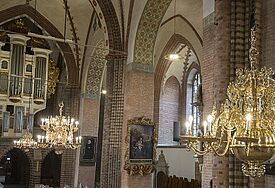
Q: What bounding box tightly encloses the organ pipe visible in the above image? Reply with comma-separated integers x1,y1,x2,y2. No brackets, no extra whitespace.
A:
0,34,52,137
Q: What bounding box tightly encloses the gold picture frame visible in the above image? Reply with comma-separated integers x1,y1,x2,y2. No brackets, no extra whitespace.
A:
124,117,157,175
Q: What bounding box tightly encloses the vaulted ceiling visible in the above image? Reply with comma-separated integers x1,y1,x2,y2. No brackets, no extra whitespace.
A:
0,0,203,90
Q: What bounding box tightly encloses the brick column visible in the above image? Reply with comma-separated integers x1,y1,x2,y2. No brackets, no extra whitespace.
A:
211,1,231,187
121,63,154,188
59,85,80,187
260,1,275,187
29,160,41,187
228,1,251,187
261,0,275,69
100,56,125,188
60,150,76,187
30,150,43,187
77,96,100,187
201,11,215,188
201,0,231,188
249,177,265,188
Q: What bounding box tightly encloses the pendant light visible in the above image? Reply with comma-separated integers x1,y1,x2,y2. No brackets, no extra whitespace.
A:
164,0,183,61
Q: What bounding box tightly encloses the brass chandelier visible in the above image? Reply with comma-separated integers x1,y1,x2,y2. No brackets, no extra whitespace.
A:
14,131,38,151
181,27,275,177
37,102,82,154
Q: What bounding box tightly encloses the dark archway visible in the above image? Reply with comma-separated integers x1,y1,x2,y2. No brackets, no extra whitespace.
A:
0,148,30,187
40,150,62,187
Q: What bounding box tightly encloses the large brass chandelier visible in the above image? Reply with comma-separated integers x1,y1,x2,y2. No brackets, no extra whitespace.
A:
181,27,275,177
37,102,82,154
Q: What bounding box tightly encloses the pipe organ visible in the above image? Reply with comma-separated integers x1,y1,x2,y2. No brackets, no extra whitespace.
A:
0,32,55,138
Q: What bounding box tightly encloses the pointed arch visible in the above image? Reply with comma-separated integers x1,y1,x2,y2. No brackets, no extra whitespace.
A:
90,0,123,53
154,34,199,124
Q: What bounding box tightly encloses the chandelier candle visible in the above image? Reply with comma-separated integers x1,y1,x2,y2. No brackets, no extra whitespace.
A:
245,113,252,131
203,121,207,136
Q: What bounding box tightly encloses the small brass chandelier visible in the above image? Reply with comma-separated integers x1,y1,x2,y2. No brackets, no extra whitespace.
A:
181,27,275,177
14,131,38,151
37,102,82,154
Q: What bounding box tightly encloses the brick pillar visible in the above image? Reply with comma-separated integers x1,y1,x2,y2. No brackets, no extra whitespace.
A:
228,1,251,187
29,160,41,187
265,175,275,188
60,150,76,187
201,0,231,188
30,150,43,187
261,0,275,69
201,9,215,188
258,1,275,187
61,85,80,187
249,177,265,188
121,63,154,188
77,97,100,187
211,1,231,187
100,57,125,188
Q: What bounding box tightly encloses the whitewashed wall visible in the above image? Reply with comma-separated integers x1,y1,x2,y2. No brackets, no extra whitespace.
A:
156,147,196,180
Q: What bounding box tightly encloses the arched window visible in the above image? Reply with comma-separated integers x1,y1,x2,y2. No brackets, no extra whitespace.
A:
185,69,202,136
191,73,202,135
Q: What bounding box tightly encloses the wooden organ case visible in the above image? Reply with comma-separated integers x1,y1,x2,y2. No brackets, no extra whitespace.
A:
0,19,59,138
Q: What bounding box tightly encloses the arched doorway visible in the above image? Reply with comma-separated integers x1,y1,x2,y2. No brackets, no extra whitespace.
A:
40,151,61,187
0,148,30,187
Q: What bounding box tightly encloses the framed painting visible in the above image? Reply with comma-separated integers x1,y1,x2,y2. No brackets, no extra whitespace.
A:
124,117,157,175
80,136,97,166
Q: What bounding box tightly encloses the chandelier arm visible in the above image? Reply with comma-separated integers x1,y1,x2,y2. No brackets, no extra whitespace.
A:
188,143,210,156
212,121,227,147
212,128,237,157
210,131,232,157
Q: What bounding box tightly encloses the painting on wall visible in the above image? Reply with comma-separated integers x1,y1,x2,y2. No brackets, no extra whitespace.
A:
80,136,97,165
124,117,157,175
129,124,153,161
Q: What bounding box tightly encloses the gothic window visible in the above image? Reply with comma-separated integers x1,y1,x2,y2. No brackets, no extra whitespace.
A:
191,73,202,135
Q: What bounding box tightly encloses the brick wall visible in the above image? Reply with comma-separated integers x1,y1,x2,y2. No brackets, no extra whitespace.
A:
158,76,180,145
121,65,154,188
78,98,100,187
249,177,265,188
201,19,215,118
261,0,275,70
261,1,275,187
60,150,76,187
265,175,275,188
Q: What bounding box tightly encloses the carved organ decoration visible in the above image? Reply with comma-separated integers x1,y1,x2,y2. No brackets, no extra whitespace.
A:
0,19,59,138
47,59,59,98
